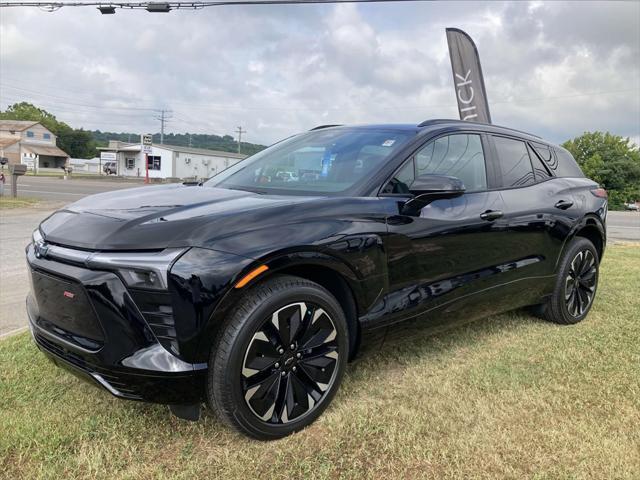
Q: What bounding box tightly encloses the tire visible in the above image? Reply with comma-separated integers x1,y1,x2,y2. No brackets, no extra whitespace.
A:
540,237,599,325
207,275,349,440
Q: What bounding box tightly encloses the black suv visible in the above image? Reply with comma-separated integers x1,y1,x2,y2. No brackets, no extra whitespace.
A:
26,120,607,439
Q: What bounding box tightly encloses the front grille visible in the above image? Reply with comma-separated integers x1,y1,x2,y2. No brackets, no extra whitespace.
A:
30,269,104,345
35,333,141,398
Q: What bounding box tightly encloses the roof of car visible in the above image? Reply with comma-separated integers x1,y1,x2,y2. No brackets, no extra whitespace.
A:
313,119,545,144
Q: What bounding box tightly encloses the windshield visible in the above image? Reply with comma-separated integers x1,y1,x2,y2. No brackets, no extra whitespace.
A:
207,128,413,195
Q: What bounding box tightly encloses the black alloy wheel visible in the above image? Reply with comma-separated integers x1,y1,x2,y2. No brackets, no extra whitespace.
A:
241,302,339,424
539,237,599,325
564,249,597,318
207,275,348,439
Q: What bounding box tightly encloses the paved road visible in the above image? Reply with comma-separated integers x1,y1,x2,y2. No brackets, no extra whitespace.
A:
607,211,640,242
0,206,63,338
6,175,147,202
0,179,638,338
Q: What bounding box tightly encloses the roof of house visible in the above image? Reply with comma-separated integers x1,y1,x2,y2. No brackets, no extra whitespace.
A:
98,142,247,159
0,138,20,148
22,144,69,158
0,120,40,131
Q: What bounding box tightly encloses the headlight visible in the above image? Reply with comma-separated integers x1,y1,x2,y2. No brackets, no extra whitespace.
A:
87,248,186,290
32,228,43,245
29,233,186,290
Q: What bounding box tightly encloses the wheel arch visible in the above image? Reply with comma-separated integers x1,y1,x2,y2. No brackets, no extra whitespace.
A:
555,214,606,271
574,222,604,262
197,249,371,362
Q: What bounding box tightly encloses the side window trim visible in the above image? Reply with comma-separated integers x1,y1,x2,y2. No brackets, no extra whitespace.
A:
481,133,501,190
379,131,491,195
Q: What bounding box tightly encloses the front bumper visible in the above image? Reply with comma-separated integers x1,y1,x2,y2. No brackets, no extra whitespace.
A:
26,244,207,405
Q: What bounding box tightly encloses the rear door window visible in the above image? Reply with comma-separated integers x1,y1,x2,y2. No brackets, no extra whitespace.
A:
492,136,536,187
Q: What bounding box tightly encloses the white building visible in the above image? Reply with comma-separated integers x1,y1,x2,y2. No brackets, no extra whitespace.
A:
97,141,247,180
68,157,102,174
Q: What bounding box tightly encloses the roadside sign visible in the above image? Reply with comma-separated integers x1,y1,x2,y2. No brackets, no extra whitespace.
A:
100,152,116,161
142,134,152,184
142,134,153,155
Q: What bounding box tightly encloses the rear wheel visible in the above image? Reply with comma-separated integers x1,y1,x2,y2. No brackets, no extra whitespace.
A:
540,237,599,324
207,275,348,439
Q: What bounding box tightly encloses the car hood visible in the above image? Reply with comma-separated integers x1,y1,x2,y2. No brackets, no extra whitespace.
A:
39,183,321,251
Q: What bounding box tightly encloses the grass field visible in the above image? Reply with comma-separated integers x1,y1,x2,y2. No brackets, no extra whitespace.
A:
0,197,40,209
1,244,639,479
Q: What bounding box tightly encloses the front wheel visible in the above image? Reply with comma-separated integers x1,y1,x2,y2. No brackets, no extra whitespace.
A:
540,237,599,324
207,275,349,440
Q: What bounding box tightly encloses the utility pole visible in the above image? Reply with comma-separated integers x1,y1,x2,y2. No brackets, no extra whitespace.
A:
235,126,246,154
155,109,172,144
189,133,193,147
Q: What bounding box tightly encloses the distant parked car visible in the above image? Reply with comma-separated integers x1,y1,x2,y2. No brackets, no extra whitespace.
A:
625,203,639,211
103,161,117,175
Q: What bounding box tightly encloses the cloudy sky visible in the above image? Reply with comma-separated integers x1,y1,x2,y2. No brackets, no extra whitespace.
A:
1,1,639,146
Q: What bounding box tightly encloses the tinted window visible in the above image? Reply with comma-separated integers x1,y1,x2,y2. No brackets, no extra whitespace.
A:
415,134,487,191
554,147,585,178
493,136,535,187
527,144,552,180
210,128,412,194
531,142,584,178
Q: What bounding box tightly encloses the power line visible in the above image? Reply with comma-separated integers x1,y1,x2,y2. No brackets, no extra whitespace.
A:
4,81,637,115
0,0,431,14
0,83,160,112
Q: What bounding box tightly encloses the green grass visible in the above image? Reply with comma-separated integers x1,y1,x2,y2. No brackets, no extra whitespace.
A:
1,245,639,479
0,196,40,209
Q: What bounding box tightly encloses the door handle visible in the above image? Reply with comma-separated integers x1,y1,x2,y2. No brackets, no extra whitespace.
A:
554,200,574,210
480,210,503,221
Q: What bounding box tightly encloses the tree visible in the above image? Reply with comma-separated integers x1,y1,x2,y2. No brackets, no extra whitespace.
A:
0,102,60,133
0,102,98,159
563,132,640,209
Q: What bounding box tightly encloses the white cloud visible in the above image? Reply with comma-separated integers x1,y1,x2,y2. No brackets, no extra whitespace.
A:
0,1,638,146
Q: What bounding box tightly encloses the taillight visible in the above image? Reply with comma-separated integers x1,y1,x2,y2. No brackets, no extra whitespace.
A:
590,188,608,198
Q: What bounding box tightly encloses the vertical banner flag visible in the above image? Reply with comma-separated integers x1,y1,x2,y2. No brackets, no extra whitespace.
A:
446,28,492,123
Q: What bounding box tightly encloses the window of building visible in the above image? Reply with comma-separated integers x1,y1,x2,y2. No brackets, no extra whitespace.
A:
26,131,34,138
147,155,161,170
43,133,51,140
493,136,536,187
125,157,135,169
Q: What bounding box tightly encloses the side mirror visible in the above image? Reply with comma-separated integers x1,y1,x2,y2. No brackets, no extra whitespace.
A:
402,174,465,215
